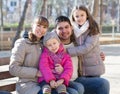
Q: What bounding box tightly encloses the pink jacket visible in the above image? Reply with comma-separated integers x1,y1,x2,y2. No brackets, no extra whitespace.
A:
38,44,73,86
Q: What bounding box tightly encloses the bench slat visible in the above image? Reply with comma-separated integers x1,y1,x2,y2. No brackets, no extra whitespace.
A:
0,57,16,92
0,71,14,80
0,83,16,92
0,57,10,65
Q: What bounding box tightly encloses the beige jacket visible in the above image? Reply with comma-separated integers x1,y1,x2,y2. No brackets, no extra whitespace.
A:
67,30,105,76
9,38,42,94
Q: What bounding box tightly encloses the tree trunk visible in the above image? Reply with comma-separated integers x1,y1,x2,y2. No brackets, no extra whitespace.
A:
92,0,99,19
100,0,103,33
0,0,3,27
12,0,29,48
19,0,22,17
40,0,47,16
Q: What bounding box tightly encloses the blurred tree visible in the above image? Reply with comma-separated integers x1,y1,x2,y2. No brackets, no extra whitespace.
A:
34,0,43,16
19,0,21,17
12,0,29,48
92,0,99,19
40,0,47,16
100,0,103,32
0,0,3,27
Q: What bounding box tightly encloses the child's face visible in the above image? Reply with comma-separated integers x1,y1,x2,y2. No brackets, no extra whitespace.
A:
46,38,60,53
32,24,48,39
73,9,87,25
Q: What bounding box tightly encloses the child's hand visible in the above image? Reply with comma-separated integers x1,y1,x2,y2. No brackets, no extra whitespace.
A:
55,64,63,74
56,79,64,87
50,80,57,88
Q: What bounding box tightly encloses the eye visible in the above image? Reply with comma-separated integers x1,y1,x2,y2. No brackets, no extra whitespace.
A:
53,42,56,45
81,14,84,17
65,25,69,29
58,27,63,30
37,24,40,27
76,15,79,18
47,44,52,47
43,26,47,28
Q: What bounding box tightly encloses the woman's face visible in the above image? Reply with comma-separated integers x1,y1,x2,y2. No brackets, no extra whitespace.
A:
55,22,73,40
73,9,87,25
32,24,48,39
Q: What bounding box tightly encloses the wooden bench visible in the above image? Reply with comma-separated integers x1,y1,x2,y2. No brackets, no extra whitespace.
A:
0,32,15,50
0,57,16,93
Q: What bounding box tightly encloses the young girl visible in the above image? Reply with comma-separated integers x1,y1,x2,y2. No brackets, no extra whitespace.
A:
38,32,73,94
9,16,49,94
68,5,105,77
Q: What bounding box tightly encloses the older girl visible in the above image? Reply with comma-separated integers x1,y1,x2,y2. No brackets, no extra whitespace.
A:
68,5,105,77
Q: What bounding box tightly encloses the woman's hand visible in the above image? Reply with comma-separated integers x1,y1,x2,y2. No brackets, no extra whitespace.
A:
36,70,42,77
100,52,105,61
55,64,63,74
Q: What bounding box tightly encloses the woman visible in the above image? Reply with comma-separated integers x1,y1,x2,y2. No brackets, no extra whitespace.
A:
9,16,49,94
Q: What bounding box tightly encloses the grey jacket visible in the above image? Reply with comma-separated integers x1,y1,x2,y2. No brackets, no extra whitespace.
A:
9,38,42,94
67,30,105,76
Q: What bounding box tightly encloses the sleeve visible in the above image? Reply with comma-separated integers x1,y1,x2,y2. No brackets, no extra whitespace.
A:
67,34,99,56
9,39,38,79
39,50,56,83
59,54,73,86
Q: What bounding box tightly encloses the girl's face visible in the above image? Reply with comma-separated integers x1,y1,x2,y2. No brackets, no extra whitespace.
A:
73,9,87,25
55,22,73,40
32,24,48,39
46,38,60,53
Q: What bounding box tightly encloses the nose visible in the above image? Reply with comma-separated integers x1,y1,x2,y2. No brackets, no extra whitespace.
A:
61,28,65,33
51,44,55,48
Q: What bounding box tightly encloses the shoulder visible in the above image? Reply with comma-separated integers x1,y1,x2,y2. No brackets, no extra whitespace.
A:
15,38,37,46
13,38,32,52
87,33,100,39
14,38,26,47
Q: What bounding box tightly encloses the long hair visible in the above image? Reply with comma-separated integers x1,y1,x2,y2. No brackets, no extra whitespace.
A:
28,16,49,42
70,5,100,36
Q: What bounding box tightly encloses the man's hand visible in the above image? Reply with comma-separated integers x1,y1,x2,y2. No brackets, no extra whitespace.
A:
100,52,105,61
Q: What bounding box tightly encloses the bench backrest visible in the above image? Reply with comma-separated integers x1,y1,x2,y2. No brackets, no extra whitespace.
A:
0,57,16,92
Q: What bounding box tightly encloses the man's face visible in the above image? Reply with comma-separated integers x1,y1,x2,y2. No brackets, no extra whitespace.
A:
55,22,73,40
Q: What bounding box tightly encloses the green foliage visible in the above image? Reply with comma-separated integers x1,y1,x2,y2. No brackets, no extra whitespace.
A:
102,25,118,33
2,23,118,34
2,23,31,31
